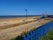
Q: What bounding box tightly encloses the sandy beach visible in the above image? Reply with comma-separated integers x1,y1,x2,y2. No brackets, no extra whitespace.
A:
0,18,51,40
0,16,52,40
0,16,41,30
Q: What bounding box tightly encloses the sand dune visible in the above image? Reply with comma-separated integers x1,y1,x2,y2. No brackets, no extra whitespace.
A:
0,16,40,30
0,19,51,40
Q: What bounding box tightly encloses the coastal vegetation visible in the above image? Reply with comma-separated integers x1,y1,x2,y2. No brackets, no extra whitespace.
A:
11,28,53,40
11,28,35,40
40,28,53,40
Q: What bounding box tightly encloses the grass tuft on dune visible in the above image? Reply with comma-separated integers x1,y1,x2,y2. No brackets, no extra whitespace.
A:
39,28,53,40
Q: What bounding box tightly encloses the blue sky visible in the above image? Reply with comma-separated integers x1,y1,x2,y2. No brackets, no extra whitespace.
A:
0,0,53,15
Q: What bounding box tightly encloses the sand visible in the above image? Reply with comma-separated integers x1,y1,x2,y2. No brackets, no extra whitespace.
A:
0,16,41,30
0,19,51,40
0,16,52,40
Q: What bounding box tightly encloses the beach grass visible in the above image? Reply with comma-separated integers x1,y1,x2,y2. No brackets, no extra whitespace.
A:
39,28,53,40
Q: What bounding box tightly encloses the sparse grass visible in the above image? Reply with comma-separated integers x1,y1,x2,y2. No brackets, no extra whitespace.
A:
39,28,53,40
11,32,28,40
11,35,24,40
0,19,38,30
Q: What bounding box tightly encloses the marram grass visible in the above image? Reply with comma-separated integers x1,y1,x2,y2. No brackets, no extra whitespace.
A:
39,28,53,40
11,28,35,40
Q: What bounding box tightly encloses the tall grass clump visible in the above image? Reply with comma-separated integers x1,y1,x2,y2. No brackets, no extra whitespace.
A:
39,28,53,40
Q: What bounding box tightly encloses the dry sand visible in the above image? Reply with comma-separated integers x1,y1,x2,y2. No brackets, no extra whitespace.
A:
0,16,40,30
0,19,51,40
0,16,52,40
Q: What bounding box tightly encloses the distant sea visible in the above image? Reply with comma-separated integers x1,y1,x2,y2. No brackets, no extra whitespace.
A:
0,15,41,19
0,15,53,19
